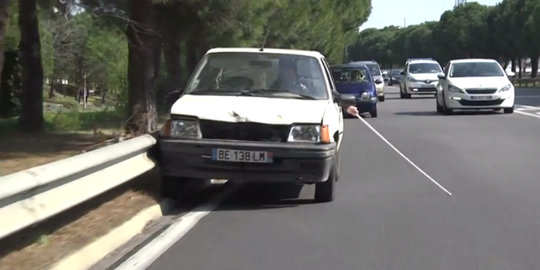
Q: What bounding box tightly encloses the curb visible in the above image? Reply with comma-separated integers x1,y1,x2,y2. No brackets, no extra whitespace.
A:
50,200,171,270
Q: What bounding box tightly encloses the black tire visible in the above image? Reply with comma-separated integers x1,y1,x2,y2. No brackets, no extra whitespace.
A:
378,95,385,102
436,98,443,113
161,176,209,200
315,157,337,202
404,93,411,99
161,175,182,199
370,107,378,118
504,107,514,114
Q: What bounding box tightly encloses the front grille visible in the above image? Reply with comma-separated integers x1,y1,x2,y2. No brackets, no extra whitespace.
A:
458,99,504,106
417,87,436,92
465,88,497,94
199,120,290,142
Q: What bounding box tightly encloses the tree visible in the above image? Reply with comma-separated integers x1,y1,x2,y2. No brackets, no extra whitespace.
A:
0,0,10,87
125,0,160,135
18,0,43,132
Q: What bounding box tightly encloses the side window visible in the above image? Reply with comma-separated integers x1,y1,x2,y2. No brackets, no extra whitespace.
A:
320,58,335,91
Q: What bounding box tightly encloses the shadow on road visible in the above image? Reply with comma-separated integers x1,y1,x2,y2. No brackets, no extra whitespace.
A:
216,183,313,211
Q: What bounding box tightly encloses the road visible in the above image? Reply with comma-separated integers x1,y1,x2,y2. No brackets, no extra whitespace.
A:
112,87,540,270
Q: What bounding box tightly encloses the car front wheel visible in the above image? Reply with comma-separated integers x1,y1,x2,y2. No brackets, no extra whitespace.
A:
504,107,514,114
315,156,338,202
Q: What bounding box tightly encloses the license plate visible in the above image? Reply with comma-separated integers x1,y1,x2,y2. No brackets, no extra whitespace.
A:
470,95,492,100
211,149,273,163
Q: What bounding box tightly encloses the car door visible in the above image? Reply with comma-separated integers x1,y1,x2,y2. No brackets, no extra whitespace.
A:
321,58,344,147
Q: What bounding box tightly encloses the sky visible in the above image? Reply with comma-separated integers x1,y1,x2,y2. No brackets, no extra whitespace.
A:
360,0,503,30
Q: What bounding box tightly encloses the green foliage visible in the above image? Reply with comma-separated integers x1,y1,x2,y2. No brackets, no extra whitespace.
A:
349,0,540,73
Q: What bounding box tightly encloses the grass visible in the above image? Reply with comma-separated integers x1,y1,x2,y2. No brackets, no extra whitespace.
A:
0,110,125,133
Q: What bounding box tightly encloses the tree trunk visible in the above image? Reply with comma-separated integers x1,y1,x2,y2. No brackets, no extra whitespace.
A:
0,0,9,89
531,56,539,78
126,0,160,135
163,31,182,93
18,0,43,132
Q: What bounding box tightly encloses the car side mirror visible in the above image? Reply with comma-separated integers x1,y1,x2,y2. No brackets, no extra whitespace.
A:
375,79,383,84
506,71,516,77
337,93,356,108
400,71,405,75
437,74,445,79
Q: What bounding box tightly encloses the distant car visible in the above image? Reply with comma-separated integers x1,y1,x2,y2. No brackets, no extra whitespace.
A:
382,70,390,82
349,60,385,102
388,69,403,86
399,58,443,98
331,63,378,118
436,58,515,114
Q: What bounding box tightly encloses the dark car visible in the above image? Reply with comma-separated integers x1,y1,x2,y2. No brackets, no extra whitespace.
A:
388,69,403,86
331,64,378,118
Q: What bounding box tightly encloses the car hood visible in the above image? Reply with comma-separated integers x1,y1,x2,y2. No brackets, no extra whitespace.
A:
335,81,375,95
409,73,441,81
448,76,511,89
170,95,330,125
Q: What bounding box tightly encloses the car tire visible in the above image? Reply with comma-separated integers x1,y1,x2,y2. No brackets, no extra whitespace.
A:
161,176,209,200
404,93,411,99
370,107,378,118
315,156,337,202
504,107,514,114
379,95,385,102
436,98,443,113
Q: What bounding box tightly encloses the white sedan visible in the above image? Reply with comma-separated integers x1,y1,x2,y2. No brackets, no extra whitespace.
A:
436,59,515,114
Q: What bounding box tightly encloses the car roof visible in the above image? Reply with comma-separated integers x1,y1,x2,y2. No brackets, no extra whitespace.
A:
449,58,499,64
206,47,324,58
349,60,379,65
408,59,439,64
331,63,369,69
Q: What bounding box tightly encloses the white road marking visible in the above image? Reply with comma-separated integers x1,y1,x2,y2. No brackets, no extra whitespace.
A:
515,104,540,119
354,114,452,196
515,110,540,119
115,185,238,270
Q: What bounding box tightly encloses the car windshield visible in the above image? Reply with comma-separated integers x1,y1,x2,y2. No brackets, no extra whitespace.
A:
366,63,381,75
331,67,372,83
449,62,505,77
185,52,328,100
409,63,442,74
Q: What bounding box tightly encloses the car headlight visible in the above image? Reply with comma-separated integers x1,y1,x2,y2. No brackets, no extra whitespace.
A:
288,125,320,142
407,76,417,82
166,119,202,139
499,84,513,92
448,85,464,93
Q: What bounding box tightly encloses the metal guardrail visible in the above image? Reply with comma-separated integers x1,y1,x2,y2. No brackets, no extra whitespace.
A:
511,77,540,87
0,134,157,240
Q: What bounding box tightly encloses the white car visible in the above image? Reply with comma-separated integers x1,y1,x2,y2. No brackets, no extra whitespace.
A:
400,59,443,98
436,59,515,114
158,48,356,202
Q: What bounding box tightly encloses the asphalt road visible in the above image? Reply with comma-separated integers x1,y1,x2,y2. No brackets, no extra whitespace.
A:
118,87,540,270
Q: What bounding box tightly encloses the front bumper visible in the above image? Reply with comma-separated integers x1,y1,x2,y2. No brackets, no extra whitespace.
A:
158,139,336,183
406,82,438,94
445,92,514,109
375,83,385,96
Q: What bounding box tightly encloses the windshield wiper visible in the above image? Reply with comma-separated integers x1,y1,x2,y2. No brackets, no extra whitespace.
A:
247,88,317,100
